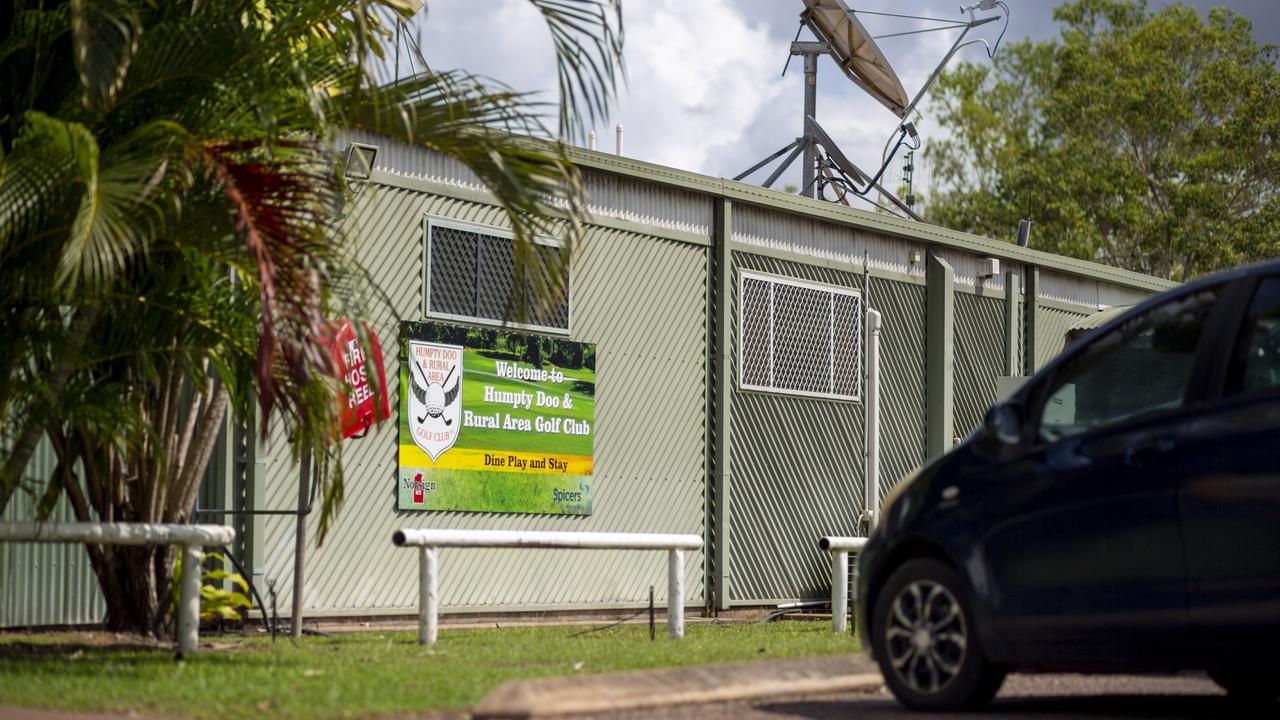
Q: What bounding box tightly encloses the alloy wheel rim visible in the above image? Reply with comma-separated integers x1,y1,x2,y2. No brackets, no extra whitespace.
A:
884,579,968,695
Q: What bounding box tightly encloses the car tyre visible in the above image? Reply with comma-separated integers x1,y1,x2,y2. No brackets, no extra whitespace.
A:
871,558,1005,711
1210,672,1280,704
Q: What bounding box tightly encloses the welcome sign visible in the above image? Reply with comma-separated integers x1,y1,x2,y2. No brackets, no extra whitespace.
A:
397,321,596,514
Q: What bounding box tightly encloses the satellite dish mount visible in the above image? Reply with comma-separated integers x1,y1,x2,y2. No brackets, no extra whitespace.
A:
736,0,1007,220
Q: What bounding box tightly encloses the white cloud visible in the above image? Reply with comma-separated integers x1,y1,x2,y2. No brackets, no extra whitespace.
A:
589,0,789,173
407,1,988,184
405,0,1267,208
410,1,556,100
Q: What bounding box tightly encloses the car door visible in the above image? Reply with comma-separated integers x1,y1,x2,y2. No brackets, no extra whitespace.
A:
975,286,1224,665
1177,275,1280,666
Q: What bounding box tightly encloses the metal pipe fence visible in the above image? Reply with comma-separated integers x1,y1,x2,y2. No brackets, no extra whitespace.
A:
0,522,235,656
817,535,868,633
392,528,703,645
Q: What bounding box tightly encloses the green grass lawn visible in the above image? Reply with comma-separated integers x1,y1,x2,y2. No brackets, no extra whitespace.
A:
0,621,859,719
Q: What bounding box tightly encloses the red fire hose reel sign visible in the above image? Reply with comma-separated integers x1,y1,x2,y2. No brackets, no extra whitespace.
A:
326,320,391,440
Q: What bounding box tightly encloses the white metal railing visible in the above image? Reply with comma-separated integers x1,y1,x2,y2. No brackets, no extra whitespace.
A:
0,522,235,656
392,528,703,645
818,535,868,633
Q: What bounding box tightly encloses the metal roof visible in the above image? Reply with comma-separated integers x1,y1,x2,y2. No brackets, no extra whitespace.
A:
1069,304,1132,332
561,145,1180,297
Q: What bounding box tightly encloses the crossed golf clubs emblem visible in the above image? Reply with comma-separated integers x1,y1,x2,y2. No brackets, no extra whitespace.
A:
409,359,460,426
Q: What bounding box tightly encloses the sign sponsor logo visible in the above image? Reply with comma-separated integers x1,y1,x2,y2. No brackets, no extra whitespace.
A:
405,472,436,503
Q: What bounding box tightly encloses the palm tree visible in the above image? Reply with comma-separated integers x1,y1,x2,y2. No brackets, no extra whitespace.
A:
0,0,622,636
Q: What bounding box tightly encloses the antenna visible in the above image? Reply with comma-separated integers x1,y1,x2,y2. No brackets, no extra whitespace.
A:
735,1,1007,218
389,2,428,87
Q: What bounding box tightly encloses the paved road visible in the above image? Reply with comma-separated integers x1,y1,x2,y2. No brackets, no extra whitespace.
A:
583,672,1279,720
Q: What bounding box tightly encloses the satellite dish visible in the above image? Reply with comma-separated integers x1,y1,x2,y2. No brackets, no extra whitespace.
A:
736,1,1007,215
802,0,908,118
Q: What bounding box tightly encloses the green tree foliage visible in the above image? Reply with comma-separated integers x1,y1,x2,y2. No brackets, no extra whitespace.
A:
0,0,622,635
926,0,1280,280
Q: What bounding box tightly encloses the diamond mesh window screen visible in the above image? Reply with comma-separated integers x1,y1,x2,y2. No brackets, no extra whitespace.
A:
427,223,569,331
739,271,861,400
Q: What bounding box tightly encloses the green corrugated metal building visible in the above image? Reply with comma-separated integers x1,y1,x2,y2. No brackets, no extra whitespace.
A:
2,133,1177,626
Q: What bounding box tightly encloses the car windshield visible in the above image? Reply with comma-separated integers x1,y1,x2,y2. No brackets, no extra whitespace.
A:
1039,290,1216,442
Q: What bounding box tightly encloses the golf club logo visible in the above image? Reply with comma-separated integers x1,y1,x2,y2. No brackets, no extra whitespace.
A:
407,341,463,462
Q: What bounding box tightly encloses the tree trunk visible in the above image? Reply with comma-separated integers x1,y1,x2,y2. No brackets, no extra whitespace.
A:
100,546,167,636
62,376,232,639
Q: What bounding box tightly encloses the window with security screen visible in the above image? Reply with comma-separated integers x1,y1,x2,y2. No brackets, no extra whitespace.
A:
739,271,862,401
425,220,570,332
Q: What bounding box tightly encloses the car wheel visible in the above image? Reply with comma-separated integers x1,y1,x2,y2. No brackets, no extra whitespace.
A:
1210,671,1280,704
870,558,1005,711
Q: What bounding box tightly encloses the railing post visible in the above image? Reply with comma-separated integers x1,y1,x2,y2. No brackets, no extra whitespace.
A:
420,546,438,646
819,537,867,634
831,550,849,633
177,544,201,657
668,548,684,639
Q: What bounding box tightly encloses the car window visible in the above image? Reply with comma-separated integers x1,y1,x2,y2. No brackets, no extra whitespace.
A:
1225,277,1280,398
1038,289,1217,442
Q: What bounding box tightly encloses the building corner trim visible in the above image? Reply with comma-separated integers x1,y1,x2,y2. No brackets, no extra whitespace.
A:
1025,266,1040,375
1004,271,1021,376
927,253,955,460
711,198,733,611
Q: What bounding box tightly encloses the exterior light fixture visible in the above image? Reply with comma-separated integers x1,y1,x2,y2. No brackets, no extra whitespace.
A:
345,143,379,181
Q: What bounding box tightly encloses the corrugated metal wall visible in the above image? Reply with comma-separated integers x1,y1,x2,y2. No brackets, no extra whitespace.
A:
582,171,712,237
953,292,1008,439
1035,305,1092,369
727,250,865,604
1,440,106,627
867,277,928,494
732,204,928,280
249,183,709,615
5,136,1175,624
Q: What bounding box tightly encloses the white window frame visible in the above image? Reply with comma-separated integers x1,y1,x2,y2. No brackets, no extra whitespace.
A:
738,270,862,402
423,216,571,335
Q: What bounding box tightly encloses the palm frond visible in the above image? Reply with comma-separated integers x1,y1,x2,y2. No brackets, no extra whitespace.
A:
62,119,182,289
0,0,624,551
528,0,625,141
71,0,142,114
0,114,77,261
196,138,344,439
336,67,585,315
0,5,75,143
0,112,172,291
110,13,247,113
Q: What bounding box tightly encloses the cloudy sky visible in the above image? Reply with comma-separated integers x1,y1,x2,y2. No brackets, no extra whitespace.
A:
405,1,1277,208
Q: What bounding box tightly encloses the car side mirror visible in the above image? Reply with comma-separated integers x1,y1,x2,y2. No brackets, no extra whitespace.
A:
983,403,1023,446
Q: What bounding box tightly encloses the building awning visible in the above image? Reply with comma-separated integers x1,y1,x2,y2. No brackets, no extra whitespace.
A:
1069,305,1133,335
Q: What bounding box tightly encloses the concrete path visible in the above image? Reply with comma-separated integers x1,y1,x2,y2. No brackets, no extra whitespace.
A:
585,672,1278,720
472,653,882,719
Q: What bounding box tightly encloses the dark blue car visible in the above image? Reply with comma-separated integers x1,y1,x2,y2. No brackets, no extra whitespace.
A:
856,260,1280,711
